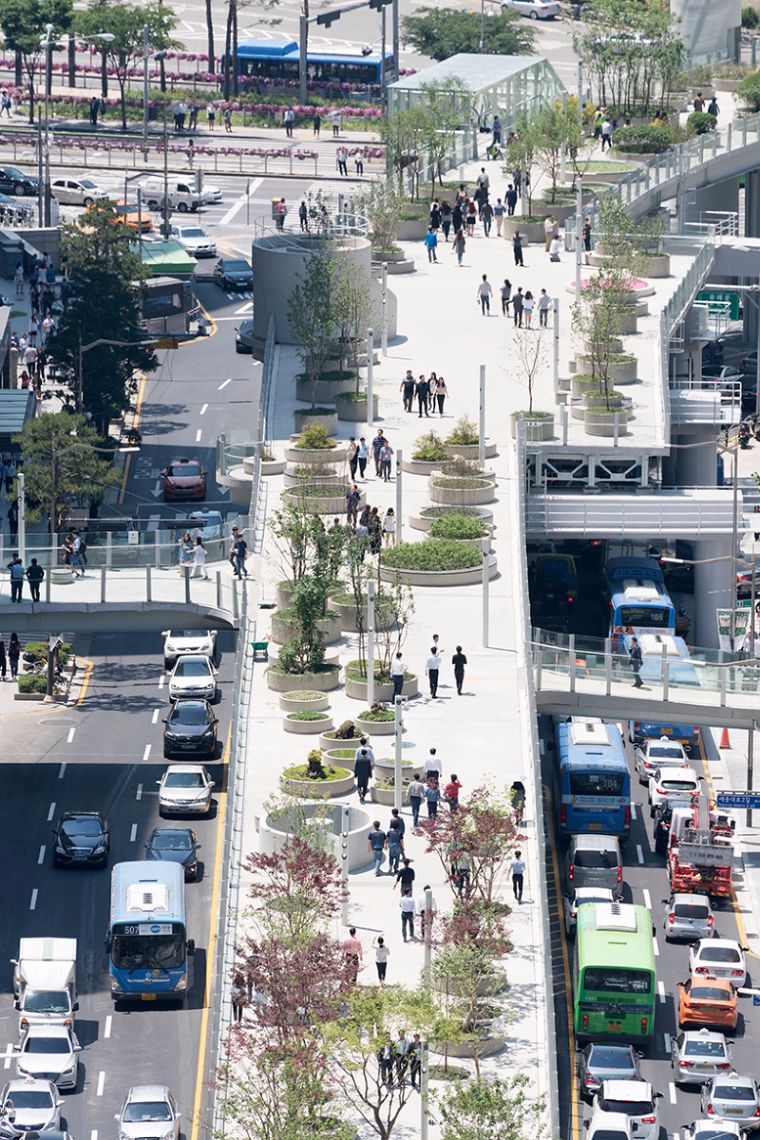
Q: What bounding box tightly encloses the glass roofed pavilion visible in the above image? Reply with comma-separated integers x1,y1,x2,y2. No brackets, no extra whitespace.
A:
387,54,565,133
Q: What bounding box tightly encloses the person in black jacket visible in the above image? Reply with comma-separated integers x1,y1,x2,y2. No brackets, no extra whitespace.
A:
25,558,44,602
415,374,430,417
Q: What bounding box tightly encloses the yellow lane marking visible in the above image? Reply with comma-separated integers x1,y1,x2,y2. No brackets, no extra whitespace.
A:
74,658,94,706
181,299,217,345
118,372,147,504
190,723,231,1140
544,784,582,1140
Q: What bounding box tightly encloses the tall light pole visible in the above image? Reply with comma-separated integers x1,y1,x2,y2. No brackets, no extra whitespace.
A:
143,24,149,154
41,24,55,228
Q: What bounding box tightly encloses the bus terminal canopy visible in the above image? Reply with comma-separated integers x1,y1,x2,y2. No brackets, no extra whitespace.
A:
386,54,565,131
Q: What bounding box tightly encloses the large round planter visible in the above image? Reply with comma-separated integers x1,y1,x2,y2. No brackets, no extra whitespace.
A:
639,254,670,278
266,665,341,693
323,747,362,765
295,375,355,403
501,219,546,243
283,467,344,490
260,457,287,476
260,801,374,873
397,218,427,241
329,595,396,632
344,672,419,702
411,506,494,533
576,355,638,385
429,479,497,506
276,580,294,608
379,553,498,587
279,692,330,712
445,441,498,460
268,610,343,646
585,411,629,436
336,393,379,422
371,786,407,806
355,716,397,736
375,760,415,781
402,456,450,475
282,485,354,514
529,202,579,223
284,444,343,465
320,729,362,751
618,310,639,334
281,772,356,797
430,1037,506,1059
283,713,335,735
511,415,554,441
293,410,339,435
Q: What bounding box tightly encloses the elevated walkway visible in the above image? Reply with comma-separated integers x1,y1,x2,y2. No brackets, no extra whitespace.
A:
526,486,739,538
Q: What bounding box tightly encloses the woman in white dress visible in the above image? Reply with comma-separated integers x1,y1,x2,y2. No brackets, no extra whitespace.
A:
192,537,209,579
383,508,396,548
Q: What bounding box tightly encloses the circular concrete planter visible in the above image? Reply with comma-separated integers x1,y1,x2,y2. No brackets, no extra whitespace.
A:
284,443,343,464
344,671,419,702
379,553,498,587
429,478,497,506
49,567,74,585
501,219,545,243
430,1036,506,1059
371,785,408,806
529,201,578,223
281,771,355,797
283,467,344,490
14,691,46,701
260,457,287,476
269,643,341,667
511,414,554,441
271,610,342,646
445,441,498,460
329,595,396,632
319,729,362,751
397,218,427,241
295,375,355,403
639,254,670,277
266,665,341,693
276,580,294,608
411,505,494,533
284,712,334,734
260,801,374,872
336,393,379,422
293,410,339,435
279,692,330,712
375,759,415,781
576,355,638,385
402,455,450,475
585,410,630,436
355,715,397,735
282,484,354,514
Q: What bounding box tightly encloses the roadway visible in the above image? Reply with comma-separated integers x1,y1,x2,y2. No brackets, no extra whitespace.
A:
545,718,760,1140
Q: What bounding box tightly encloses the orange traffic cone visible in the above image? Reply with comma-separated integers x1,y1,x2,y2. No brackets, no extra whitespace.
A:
720,727,731,749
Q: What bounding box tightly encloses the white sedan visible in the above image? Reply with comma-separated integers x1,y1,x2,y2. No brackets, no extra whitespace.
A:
162,630,217,670
14,1024,81,1091
690,939,748,989
648,766,701,813
157,764,214,816
634,738,688,784
168,654,217,702
500,0,560,18
170,224,217,258
0,1078,62,1133
50,176,108,206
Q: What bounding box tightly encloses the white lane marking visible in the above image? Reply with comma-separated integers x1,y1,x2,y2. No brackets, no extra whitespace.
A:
96,1070,105,1097
663,1032,671,1053
104,1016,112,1040
37,845,45,865
58,762,66,778
218,378,232,390
143,744,151,762
652,936,659,957
136,783,143,801
29,889,38,911
669,1083,677,1105
66,727,75,744
631,803,637,820
234,301,253,315
152,708,160,724
90,1131,98,1140
636,844,644,864
643,888,651,909
153,478,162,495
195,428,202,443
658,980,666,1004
3,1045,10,1069
158,674,166,689
200,403,208,415
218,177,263,225
47,802,56,822
130,824,137,843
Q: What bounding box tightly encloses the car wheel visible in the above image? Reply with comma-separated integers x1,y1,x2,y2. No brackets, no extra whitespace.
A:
530,9,538,16
14,182,26,195
177,202,189,212
83,196,94,206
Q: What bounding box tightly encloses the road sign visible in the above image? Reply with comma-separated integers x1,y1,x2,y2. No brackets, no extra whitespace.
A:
717,791,760,809
696,288,741,320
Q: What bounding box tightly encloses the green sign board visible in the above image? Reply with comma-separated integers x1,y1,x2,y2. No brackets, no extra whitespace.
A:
696,289,741,320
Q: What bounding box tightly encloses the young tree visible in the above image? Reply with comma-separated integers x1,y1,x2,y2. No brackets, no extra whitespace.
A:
506,121,538,217
0,0,73,123
288,251,335,409
332,258,373,386
439,1072,546,1140
532,100,583,204
13,412,119,532
402,7,535,60
432,938,509,1078
514,325,550,413
417,79,466,195
379,104,429,198
242,834,346,946
358,181,403,254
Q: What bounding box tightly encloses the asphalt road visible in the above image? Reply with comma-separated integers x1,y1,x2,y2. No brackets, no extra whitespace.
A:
0,628,237,1140
545,720,759,1140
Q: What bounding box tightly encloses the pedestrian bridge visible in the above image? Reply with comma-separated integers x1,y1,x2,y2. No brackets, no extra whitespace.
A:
0,567,244,632
532,636,760,731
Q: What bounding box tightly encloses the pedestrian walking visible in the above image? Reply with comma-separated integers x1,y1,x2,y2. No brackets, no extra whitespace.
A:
549,234,561,262
427,372,437,414
444,774,462,811
223,108,232,132
388,817,404,873
387,651,405,698
372,936,389,983
377,1039,394,1081
7,554,24,602
0,90,11,118
345,483,361,526
410,1034,423,1089
511,850,525,903
425,747,442,782
476,274,493,315
353,740,375,805
538,289,551,328
312,110,321,135
394,856,415,895
400,893,415,941
284,107,295,137
466,199,477,235
331,109,341,136
89,95,99,126
513,231,524,267
4,455,15,495
415,374,431,417
707,96,719,116
231,972,246,1023
346,437,359,480
354,151,364,175
512,286,524,327
425,647,441,697
25,558,44,602
274,197,287,232
207,104,216,130
480,200,493,237
693,91,704,112
178,531,194,576
367,820,387,876
510,779,526,824
383,508,396,547
228,527,240,574
424,226,438,263
0,639,5,681
493,197,505,237
357,437,369,479
452,227,466,267
425,780,440,819
14,263,23,296
435,377,447,415
336,146,348,176
523,290,534,328
513,167,522,197
505,183,517,216
395,1031,411,1084
440,199,452,241
371,429,386,476
583,216,592,252
629,636,643,687
8,633,20,679
342,927,363,982
408,774,425,827
400,370,416,413
451,645,467,694
233,533,249,578
600,117,612,150
192,537,209,579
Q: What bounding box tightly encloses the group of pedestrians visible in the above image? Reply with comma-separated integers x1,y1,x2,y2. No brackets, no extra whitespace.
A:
346,428,395,483
5,553,45,602
498,281,553,328
343,491,396,553
399,371,448,417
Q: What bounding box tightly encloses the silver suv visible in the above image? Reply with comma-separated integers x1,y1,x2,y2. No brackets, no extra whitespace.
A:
663,894,714,942
565,835,623,898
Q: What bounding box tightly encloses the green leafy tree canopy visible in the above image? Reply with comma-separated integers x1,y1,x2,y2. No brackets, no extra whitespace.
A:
0,0,73,121
402,7,535,60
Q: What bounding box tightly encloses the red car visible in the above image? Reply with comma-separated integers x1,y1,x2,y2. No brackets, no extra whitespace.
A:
162,458,207,501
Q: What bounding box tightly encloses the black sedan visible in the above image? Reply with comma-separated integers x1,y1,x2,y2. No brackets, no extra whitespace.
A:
163,699,218,757
235,319,254,354
52,812,109,867
145,827,201,880
213,256,253,291
0,166,39,196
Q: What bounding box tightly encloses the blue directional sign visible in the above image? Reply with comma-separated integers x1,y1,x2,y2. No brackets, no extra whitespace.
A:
717,792,760,809
754,994,760,1008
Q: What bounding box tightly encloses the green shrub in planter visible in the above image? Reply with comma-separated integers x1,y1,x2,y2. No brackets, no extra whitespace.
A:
323,748,357,760
332,719,362,740
686,110,717,137
294,424,337,450
420,505,483,518
294,406,335,419
283,690,324,701
24,641,72,667
737,71,760,111
345,660,413,683
381,539,482,572
357,703,395,722
18,674,51,694
445,417,479,447
287,710,331,722
431,476,492,490
510,410,553,421
613,124,674,153
743,5,759,29
585,395,625,410
413,431,449,462
283,762,351,781
429,513,486,540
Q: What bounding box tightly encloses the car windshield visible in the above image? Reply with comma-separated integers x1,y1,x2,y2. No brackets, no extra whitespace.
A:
174,631,208,639
574,850,616,868
165,772,204,788
593,1132,630,1140
713,1086,756,1101
152,831,192,850
23,1037,70,1054
80,179,96,189
589,1047,634,1068
62,817,102,836
4,168,23,178
172,705,208,725
169,462,202,477
600,1099,653,1116
684,1041,726,1057
174,659,209,678
701,948,741,963
649,746,683,759
182,229,206,238
225,260,250,272
661,779,697,791
690,986,730,1001
23,991,70,1013
123,1102,172,1122
7,1091,53,1109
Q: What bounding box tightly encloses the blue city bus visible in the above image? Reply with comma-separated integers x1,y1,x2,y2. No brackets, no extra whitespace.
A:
555,718,632,843
628,719,700,753
228,40,395,87
107,862,193,1003
606,557,676,636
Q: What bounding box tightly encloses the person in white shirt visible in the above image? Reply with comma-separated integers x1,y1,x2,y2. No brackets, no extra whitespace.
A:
407,773,425,826
425,747,442,781
400,893,415,941
544,215,555,251
390,651,405,697
510,850,526,903
425,647,441,698
476,274,493,316
549,235,561,262
372,936,390,983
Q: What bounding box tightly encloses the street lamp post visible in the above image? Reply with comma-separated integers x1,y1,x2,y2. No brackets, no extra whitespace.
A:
41,24,55,228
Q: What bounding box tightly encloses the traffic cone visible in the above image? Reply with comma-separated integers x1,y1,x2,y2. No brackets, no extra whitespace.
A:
720,727,731,749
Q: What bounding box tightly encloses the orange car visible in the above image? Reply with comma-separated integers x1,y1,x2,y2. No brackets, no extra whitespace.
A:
678,975,738,1030
84,199,153,233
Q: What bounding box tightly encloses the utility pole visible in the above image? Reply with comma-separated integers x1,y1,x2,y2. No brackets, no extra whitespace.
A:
142,24,149,155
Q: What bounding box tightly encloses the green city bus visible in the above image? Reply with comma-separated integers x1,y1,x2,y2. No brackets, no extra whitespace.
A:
573,903,656,1044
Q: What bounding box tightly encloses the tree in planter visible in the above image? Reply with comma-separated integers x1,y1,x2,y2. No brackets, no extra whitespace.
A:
505,121,538,217
371,570,414,681
242,833,346,946
532,99,583,206
514,325,550,414
438,1072,546,1140
357,180,403,255
278,576,328,675
332,258,373,389
417,79,467,197
288,250,336,410
431,935,509,1079
380,103,429,197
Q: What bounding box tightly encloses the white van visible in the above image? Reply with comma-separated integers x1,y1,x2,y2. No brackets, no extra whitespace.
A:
140,178,203,213
12,937,78,1026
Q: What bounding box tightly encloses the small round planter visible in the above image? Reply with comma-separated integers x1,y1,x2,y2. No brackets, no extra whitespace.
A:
375,760,414,781
276,580,294,608
371,785,406,806
283,467,344,490
429,478,497,506
266,665,341,693
511,414,554,441
344,672,419,702
429,1036,506,1059
410,505,494,533
336,393,379,422
281,769,355,798
267,610,342,646
576,355,638,385
279,692,330,713
355,715,397,736
295,374,355,403
379,553,498,587
283,712,335,735
284,444,343,465
320,728,362,751
282,485,354,515
323,747,360,765
585,410,630,437
529,201,579,223
403,455,450,475
329,595,396,632
501,219,546,243
293,410,339,435
445,441,498,460
260,457,287,476
618,310,640,334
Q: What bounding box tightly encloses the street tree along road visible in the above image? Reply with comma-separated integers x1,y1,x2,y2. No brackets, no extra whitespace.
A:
402,6,536,60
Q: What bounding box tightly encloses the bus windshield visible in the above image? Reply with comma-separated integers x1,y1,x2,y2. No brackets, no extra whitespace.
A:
583,968,652,994
111,930,184,971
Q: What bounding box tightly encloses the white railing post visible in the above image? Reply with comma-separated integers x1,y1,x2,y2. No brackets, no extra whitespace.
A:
605,636,612,694
100,567,107,603
146,565,151,603
478,365,486,468
569,634,576,692
482,550,490,648
393,696,403,811
395,448,403,545
661,645,668,701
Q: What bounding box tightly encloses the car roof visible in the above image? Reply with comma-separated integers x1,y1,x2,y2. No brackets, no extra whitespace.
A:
686,974,733,991
654,766,698,778
696,939,742,952
590,1108,633,1130
575,887,615,900
588,1043,635,1055
682,1029,726,1043
164,764,207,774
710,1072,755,1087
126,1084,170,1101
570,834,621,850
600,1079,652,1098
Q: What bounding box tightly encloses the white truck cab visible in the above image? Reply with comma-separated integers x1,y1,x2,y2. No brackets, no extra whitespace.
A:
11,937,78,1026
